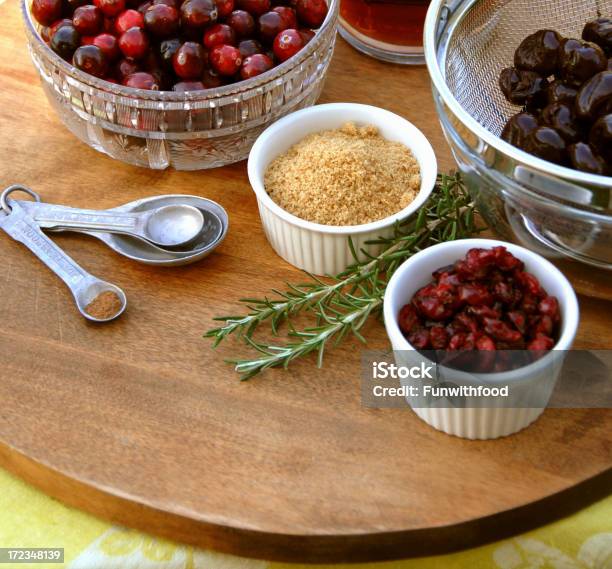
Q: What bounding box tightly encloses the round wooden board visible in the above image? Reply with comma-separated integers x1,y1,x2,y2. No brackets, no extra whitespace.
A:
0,2,611,562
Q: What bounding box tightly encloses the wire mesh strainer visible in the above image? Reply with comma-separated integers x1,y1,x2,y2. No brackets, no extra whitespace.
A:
425,0,612,269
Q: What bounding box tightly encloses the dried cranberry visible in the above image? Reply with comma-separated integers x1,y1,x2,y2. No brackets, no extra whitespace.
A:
493,281,521,306
458,283,494,306
507,310,526,334
492,246,523,271
467,305,501,321
172,41,206,78
94,0,126,17
173,80,205,91
454,312,479,333
180,0,217,30
527,334,555,351
429,326,448,349
118,27,149,59
448,333,466,350
210,44,242,75
73,44,108,76
295,0,327,27
476,335,496,351
92,33,120,62
123,70,159,89
144,3,179,37
115,9,144,33
32,0,63,26
236,0,270,16
273,28,303,61
434,269,462,287
515,271,544,297
238,38,263,57
483,318,523,344
408,327,430,350
521,292,538,314
538,296,560,323
226,10,255,38
398,304,420,335
204,23,236,48
240,53,273,78
216,0,234,16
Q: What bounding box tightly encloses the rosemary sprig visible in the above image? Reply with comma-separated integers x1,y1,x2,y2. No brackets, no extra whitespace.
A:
205,172,485,380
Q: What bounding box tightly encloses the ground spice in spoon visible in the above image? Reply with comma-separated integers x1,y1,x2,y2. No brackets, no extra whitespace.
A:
85,291,122,320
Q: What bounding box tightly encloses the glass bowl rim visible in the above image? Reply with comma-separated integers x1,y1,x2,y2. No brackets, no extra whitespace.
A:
21,0,338,102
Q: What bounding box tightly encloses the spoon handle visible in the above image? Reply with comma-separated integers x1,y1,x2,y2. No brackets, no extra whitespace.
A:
16,200,145,237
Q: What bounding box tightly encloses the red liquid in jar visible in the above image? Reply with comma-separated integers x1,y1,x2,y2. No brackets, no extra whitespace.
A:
340,0,430,47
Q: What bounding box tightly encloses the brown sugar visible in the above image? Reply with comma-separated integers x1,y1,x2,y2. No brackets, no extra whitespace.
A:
264,123,421,226
85,290,122,320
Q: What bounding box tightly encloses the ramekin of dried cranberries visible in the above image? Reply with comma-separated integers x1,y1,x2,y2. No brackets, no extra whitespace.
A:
383,239,579,440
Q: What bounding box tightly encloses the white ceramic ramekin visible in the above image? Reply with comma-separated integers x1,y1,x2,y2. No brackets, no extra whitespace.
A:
383,238,580,440
247,103,437,275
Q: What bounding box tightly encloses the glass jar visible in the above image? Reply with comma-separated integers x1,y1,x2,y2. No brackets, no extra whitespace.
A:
339,0,431,64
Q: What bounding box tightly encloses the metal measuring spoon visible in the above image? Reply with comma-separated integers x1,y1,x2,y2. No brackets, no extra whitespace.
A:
7,194,206,249
0,189,126,323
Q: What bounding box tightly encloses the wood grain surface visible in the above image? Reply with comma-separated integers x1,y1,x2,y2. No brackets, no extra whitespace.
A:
0,1,611,563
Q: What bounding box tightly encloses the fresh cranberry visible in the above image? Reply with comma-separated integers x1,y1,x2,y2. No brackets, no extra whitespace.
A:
138,0,152,14
398,304,420,334
238,38,262,57
158,37,181,69
118,27,149,58
153,0,177,6
180,0,218,30
173,80,205,91
259,11,287,43
63,0,89,14
144,3,179,36
172,41,206,78
115,57,140,79
527,334,555,351
73,44,108,76
50,24,81,59
458,283,493,306
123,71,159,88
272,6,297,28
273,28,303,61
236,0,270,16
32,0,62,26
46,18,73,41
240,53,274,78
226,9,255,38
73,5,103,36
102,17,115,32
204,23,236,48
115,9,144,33
209,44,242,75
298,28,315,44
295,0,327,27
92,32,120,61
94,0,126,17
201,67,224,87
216,0,234,16
538,296,560,323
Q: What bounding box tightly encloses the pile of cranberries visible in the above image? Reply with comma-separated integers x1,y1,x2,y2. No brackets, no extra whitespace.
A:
32,0,328,91
398,247,561,358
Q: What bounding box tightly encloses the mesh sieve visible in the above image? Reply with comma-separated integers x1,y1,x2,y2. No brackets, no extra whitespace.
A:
444,0,612,138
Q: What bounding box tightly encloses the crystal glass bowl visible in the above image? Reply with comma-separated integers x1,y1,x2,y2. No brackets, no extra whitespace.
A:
21,0,339,170
424,0,612,270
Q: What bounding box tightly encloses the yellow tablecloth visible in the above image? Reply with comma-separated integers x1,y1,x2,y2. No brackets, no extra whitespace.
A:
1,467,611,569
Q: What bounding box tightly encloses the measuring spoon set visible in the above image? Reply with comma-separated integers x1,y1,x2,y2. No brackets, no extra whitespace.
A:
0,185,228,322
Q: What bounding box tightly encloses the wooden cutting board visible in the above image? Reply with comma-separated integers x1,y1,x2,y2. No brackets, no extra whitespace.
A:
0,2,611,563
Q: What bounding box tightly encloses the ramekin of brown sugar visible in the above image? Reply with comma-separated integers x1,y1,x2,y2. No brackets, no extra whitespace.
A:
247,103,437,275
